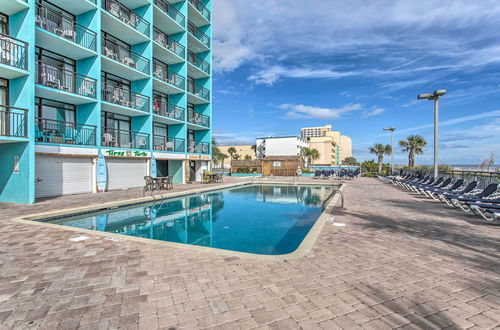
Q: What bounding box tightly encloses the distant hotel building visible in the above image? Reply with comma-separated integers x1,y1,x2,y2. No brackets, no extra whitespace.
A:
301,125,352,166
0,0,212,204
256,136,308,159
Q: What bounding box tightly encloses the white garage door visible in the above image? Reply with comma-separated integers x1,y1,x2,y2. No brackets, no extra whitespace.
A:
36,155,93,198
107,158,147,190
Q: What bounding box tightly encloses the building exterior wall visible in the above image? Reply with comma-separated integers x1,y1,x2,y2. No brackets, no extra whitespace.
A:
256,137,308,159
301,124,332,138
0,0,212,203
219,145,255,160
340,135,352,161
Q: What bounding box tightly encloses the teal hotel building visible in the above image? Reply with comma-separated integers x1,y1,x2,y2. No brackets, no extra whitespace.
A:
0,0,212,203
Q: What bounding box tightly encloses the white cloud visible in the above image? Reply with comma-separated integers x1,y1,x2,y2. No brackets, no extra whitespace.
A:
277,103,364,120
362,107,386,118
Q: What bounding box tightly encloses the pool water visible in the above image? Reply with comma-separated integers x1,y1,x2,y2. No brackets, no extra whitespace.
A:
47,184,335,255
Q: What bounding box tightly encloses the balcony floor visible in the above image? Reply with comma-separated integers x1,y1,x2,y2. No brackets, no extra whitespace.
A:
101,11,150,45
153,42,185,65
153,5,185,35
35,28,98,60
101,101,150,117
187,91,210,105
188,32,210,54
188,2,210,27
187,122,210,131
0,63,29,79
153,78,184,95
101,56,150,81
153,113,185,125
187,62,209,79
35,85,96,105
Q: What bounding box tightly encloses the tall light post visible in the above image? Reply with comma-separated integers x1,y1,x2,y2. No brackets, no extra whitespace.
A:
383,127,396,175
417,90,446,178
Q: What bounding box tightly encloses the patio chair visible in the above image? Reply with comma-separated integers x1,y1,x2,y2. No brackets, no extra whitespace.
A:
469,203,500,222
143,176,157,195
424,179,464,200
448,183,499,211
312,171,323,180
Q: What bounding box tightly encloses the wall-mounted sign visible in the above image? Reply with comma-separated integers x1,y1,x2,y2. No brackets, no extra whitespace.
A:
273,161,282,167
96,153,107,193
13,156,19,174
104,150,149,157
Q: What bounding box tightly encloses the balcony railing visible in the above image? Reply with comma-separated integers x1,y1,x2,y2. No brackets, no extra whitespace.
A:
153,99,184,121
188,110,209,127
188,20,210,48
36,3,97,51
0,106,27,138
103,0,150,36
102,82,149,112
0,33,28,70
187,82,210,101
153,27,185,58
188,50,210,75
102,37,150,74
35,118,96,145
154,136,185,152
153,61,185,89
36,61,97,98
102,127,149,149
188,0,210,22
187,140,209,154
154,0,185,27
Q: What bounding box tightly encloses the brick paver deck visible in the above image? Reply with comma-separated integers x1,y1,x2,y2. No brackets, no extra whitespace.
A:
0,178,498,329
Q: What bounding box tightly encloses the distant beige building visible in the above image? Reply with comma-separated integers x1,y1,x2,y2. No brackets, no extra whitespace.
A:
301,125,352,165
219,145,256,160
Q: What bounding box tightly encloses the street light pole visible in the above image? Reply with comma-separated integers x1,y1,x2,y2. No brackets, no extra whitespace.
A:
418,90,446,178
383,127,396,175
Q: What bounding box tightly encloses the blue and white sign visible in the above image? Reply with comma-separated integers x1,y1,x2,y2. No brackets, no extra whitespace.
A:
96,153,107,192
150,155,157,177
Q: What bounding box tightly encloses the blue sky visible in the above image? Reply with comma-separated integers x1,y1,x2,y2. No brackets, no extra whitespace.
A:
211,0,500,165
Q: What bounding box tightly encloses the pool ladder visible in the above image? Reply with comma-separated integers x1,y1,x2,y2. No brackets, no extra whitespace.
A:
322,189,344,210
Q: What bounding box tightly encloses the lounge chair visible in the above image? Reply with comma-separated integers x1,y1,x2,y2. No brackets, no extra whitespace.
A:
447,183,499,211
312,171,323,180
424,179,464,200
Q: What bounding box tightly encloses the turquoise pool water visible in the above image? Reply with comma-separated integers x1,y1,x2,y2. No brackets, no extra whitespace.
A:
46,184,335,255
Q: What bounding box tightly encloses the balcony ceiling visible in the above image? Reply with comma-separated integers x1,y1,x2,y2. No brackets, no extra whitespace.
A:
187,92,209,105
101,102,150,117
187,62,209,79
47,0,96,15
36,85,97,105
187,33,209,54
153,6,184,35
153,78,184,95
120,0,151,10
0,64,29,79
153,42,185,65
101,56,150,81
187,3,210,27
1,0,29,15
101,11,150,45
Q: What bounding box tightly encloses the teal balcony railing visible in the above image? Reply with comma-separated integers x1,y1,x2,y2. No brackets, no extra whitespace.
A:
36,61,96,98
187,81,210,101
188,140,209,154
153,60,185,89
35,118,96,145
0,106,27,138
188,110,209,128
188,0,210,22
188,20,210,48
102,36,150,74
188,50,210,75
102,82,150,113
153,27,185,58
102,127,149,149
0,33,28,70
154,136,185,152
103,0,150,36
154,0,185,27
153,99,185,121
36,3,97,51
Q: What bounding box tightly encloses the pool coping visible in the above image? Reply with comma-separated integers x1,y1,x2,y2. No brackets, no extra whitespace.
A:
11,181,345,261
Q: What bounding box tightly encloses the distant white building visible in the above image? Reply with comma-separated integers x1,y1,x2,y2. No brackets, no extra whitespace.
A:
256,136,309,159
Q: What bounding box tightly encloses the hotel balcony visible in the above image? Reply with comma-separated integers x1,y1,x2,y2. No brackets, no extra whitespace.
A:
153,60,185,94
187,110,209,129
153,0,185,34
153,28,185,64
187,140,209,154
35,118,97,146
35,61,97,104
35,3,97,59
188,0,210,25
187,20,210,53
153,135,185,152
187,50,209,78
153,99,185,123
0,33,28,78
2,0,30,15
102,127,150,149
101,0,150,44
47,0,97,15
0,106,28,140
101,82,150,116
187,81,210,104
102,37,150,80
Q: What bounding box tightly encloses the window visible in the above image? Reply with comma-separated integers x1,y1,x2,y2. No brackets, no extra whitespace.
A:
101,112,131,147
0,79,8,106
153,122,168,137
36,47,76,91
153,91,168,114
101,111,131,131
153,59,168,80
0,13,8,35
36,98,75,123
37,0,76,41
187,76,195,94
188,129,195,141
102,72,131,104
102,31,130,60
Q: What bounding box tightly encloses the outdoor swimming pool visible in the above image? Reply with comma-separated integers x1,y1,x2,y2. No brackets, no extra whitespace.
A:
45,184,336,255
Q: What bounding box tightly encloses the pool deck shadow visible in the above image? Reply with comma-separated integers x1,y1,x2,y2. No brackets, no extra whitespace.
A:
0,177,498,329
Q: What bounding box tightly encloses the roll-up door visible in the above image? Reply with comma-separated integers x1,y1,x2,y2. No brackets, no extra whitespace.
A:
107,158,147,190
35,155,93,198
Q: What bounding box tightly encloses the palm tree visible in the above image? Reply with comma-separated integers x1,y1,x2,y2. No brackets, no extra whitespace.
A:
244,154,252,160
369,144,392,174
220,153,229,169
399,135,427,167
251,144,257,156
233,153,241,160
309,149,320,165
301,148,320,166
227,147,237,160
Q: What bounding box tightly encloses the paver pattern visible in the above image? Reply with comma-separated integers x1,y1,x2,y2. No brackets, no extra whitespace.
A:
0,177,498,329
